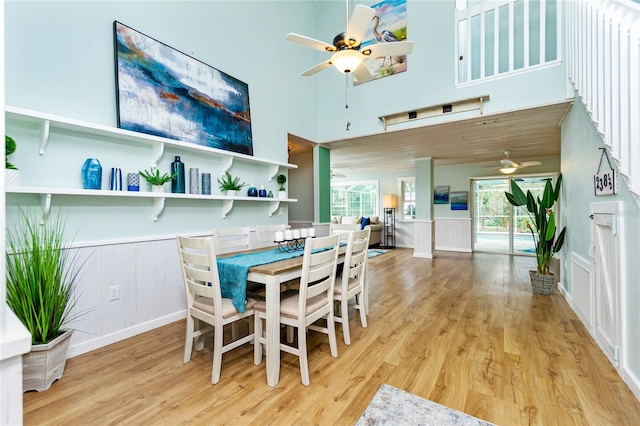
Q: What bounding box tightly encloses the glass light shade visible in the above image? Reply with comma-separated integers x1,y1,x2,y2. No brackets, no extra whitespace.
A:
500,167,517,174
383,194,397,208
331,50,363,73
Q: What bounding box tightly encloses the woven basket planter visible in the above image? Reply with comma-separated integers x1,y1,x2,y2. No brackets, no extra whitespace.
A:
529,270,555,295
22,330,73,392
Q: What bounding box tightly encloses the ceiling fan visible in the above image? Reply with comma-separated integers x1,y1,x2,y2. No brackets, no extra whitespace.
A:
285,2,414,83
331,170,347,179
486,151,542,174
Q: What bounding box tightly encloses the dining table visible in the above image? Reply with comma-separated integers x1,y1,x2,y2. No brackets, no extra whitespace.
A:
217,242,347,387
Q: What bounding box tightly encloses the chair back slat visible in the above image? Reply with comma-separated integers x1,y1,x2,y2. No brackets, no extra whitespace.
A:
254,224,286,246
177,235,222,312
299,234,340,308
213,227,252,253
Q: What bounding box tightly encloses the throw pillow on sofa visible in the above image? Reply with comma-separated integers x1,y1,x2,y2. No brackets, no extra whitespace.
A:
342,216,361,225
369,216,379,224
361,217,370,230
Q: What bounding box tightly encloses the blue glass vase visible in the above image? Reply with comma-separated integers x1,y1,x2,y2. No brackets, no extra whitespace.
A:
247,182,258,197
82,158,102,190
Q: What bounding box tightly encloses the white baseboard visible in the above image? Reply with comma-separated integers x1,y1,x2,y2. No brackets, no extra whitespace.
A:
623,366,640,403
67,310,187,358
413,252,434,259
435,246,473,253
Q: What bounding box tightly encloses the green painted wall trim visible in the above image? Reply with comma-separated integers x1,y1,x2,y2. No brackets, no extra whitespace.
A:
318,146,331,223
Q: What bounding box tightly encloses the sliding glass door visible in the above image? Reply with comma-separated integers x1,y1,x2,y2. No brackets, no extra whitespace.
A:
473,176,551,254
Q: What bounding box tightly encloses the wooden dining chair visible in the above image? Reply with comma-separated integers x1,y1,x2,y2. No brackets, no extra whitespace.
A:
333,227,370,345
176,235,258,384
212,226,252,254
253,234,340,386
254,224,286,247
329,223,360,236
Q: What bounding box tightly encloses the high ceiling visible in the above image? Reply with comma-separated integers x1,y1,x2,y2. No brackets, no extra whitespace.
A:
289,100,572,175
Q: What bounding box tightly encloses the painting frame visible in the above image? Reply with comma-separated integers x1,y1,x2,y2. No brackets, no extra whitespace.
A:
434,185,450,204
113,21,253,156
450,191,469,211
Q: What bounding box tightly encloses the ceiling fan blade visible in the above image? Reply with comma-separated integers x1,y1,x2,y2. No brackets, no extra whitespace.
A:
301,59,333,76
518,161,542,168
352,62,373,83
285,33,336,52
345,5,376,47
362,40,414,58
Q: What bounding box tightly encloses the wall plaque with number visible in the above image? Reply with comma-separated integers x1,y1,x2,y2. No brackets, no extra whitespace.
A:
594,169,616,196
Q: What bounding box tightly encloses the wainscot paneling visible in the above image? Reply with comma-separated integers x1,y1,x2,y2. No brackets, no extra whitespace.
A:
434,218,472,252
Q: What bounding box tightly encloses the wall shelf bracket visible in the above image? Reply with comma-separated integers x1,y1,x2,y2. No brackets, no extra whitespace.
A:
222,199,234,219
152,143,165,168
39,119,51,155
153,197,165,222
268,164,279,181
221,157,234,175
269,200,280,217
40,193,52,223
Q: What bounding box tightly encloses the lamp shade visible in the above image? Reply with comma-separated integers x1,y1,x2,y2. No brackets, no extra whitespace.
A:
331,49,363,74
500,167,517,174
383,194,397,208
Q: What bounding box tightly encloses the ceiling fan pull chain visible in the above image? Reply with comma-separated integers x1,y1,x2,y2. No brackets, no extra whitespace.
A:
345,74,351,131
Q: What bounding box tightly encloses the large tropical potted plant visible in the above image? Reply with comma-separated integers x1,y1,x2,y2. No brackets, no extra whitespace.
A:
5,207,88,391
505,175,567,295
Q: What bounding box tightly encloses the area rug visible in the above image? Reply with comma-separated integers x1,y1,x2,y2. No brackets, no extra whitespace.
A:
356,384,495,426
367,249,390,259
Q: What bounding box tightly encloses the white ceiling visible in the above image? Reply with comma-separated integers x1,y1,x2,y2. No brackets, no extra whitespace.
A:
289,100,572,175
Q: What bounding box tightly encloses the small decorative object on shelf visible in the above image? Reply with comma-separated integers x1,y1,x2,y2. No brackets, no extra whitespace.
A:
109,168,123,191
139,167,176,193
217,171,246,195
171,156,185,194
259,185,267,197
127,173,140,191
277,174,287,199
189,168,200,194
202,173,211,195
5,135,20,186
247,182,258,197
267,190,274,198
81,158,102,190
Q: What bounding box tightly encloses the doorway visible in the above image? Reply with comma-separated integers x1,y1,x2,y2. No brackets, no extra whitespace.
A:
472,175,552,254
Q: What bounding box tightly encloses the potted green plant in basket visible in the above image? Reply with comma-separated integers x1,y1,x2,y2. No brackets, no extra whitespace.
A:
217,171,246,197
505,175,567,295
5,207,89,391
5,135,20,186
139,167,176,193
277,174,287,199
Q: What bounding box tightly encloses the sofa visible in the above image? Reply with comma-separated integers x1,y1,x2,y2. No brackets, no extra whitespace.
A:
330,215,383,246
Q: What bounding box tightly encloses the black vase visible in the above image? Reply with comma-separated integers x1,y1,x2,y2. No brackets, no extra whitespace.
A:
171,156,185,193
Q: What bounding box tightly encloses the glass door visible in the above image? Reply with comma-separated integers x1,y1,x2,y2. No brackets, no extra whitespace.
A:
473,176,552,254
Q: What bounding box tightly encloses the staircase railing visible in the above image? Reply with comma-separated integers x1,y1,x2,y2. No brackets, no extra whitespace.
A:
566,0,640,203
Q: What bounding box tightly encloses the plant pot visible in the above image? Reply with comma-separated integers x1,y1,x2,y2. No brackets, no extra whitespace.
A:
278,190,287,200
5,169,20,186
22,330,73,392
529,270,555,295
151,185,165,193
226,189,237,197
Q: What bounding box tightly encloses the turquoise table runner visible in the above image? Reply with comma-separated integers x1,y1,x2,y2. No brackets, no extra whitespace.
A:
217,248,307,312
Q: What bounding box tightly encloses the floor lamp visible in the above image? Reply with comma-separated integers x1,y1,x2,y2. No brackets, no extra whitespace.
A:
382,194,396,248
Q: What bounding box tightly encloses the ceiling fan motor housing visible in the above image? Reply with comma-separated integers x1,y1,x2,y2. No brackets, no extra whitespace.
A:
332,32,360,51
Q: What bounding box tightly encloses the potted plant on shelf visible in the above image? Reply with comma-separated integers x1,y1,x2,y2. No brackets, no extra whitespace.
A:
217,171,246,197
5,135,20,186
5,208,88,391
277,174,287,199
139,167,176,193
505,175,567,295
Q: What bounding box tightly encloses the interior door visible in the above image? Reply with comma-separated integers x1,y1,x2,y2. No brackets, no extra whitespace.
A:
591,212,620,367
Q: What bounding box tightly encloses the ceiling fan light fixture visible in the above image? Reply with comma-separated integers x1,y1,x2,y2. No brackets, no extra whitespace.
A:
500,167,517,174
331,49,363,73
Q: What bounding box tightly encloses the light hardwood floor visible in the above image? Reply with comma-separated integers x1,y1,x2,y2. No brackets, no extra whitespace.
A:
23,249,640,425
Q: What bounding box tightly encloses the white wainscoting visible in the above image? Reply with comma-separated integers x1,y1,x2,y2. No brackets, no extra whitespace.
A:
65,237,189,358
434,218,472,252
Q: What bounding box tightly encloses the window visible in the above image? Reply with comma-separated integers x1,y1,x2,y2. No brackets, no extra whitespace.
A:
400,178,415,220
331,181,378,217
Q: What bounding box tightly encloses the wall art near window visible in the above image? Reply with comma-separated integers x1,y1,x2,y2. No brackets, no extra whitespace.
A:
114,21,253,156
450,191,469,210
355,0,408,85
434,185,450,204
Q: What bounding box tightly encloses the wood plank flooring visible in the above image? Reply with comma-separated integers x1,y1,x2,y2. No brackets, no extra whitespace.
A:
23,249,640,425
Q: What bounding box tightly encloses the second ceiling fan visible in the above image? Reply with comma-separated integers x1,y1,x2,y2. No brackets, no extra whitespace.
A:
285,3,414,83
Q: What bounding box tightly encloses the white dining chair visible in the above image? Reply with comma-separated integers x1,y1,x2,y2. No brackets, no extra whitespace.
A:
254,224,286,247
329,223,361,236
333,227,370,345
212,226,252,254
253,234,340,386
176,235,258,384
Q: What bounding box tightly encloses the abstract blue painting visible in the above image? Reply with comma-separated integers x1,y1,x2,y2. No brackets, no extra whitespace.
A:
114,22,253,156
434,185,449,204
450,191,469,211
